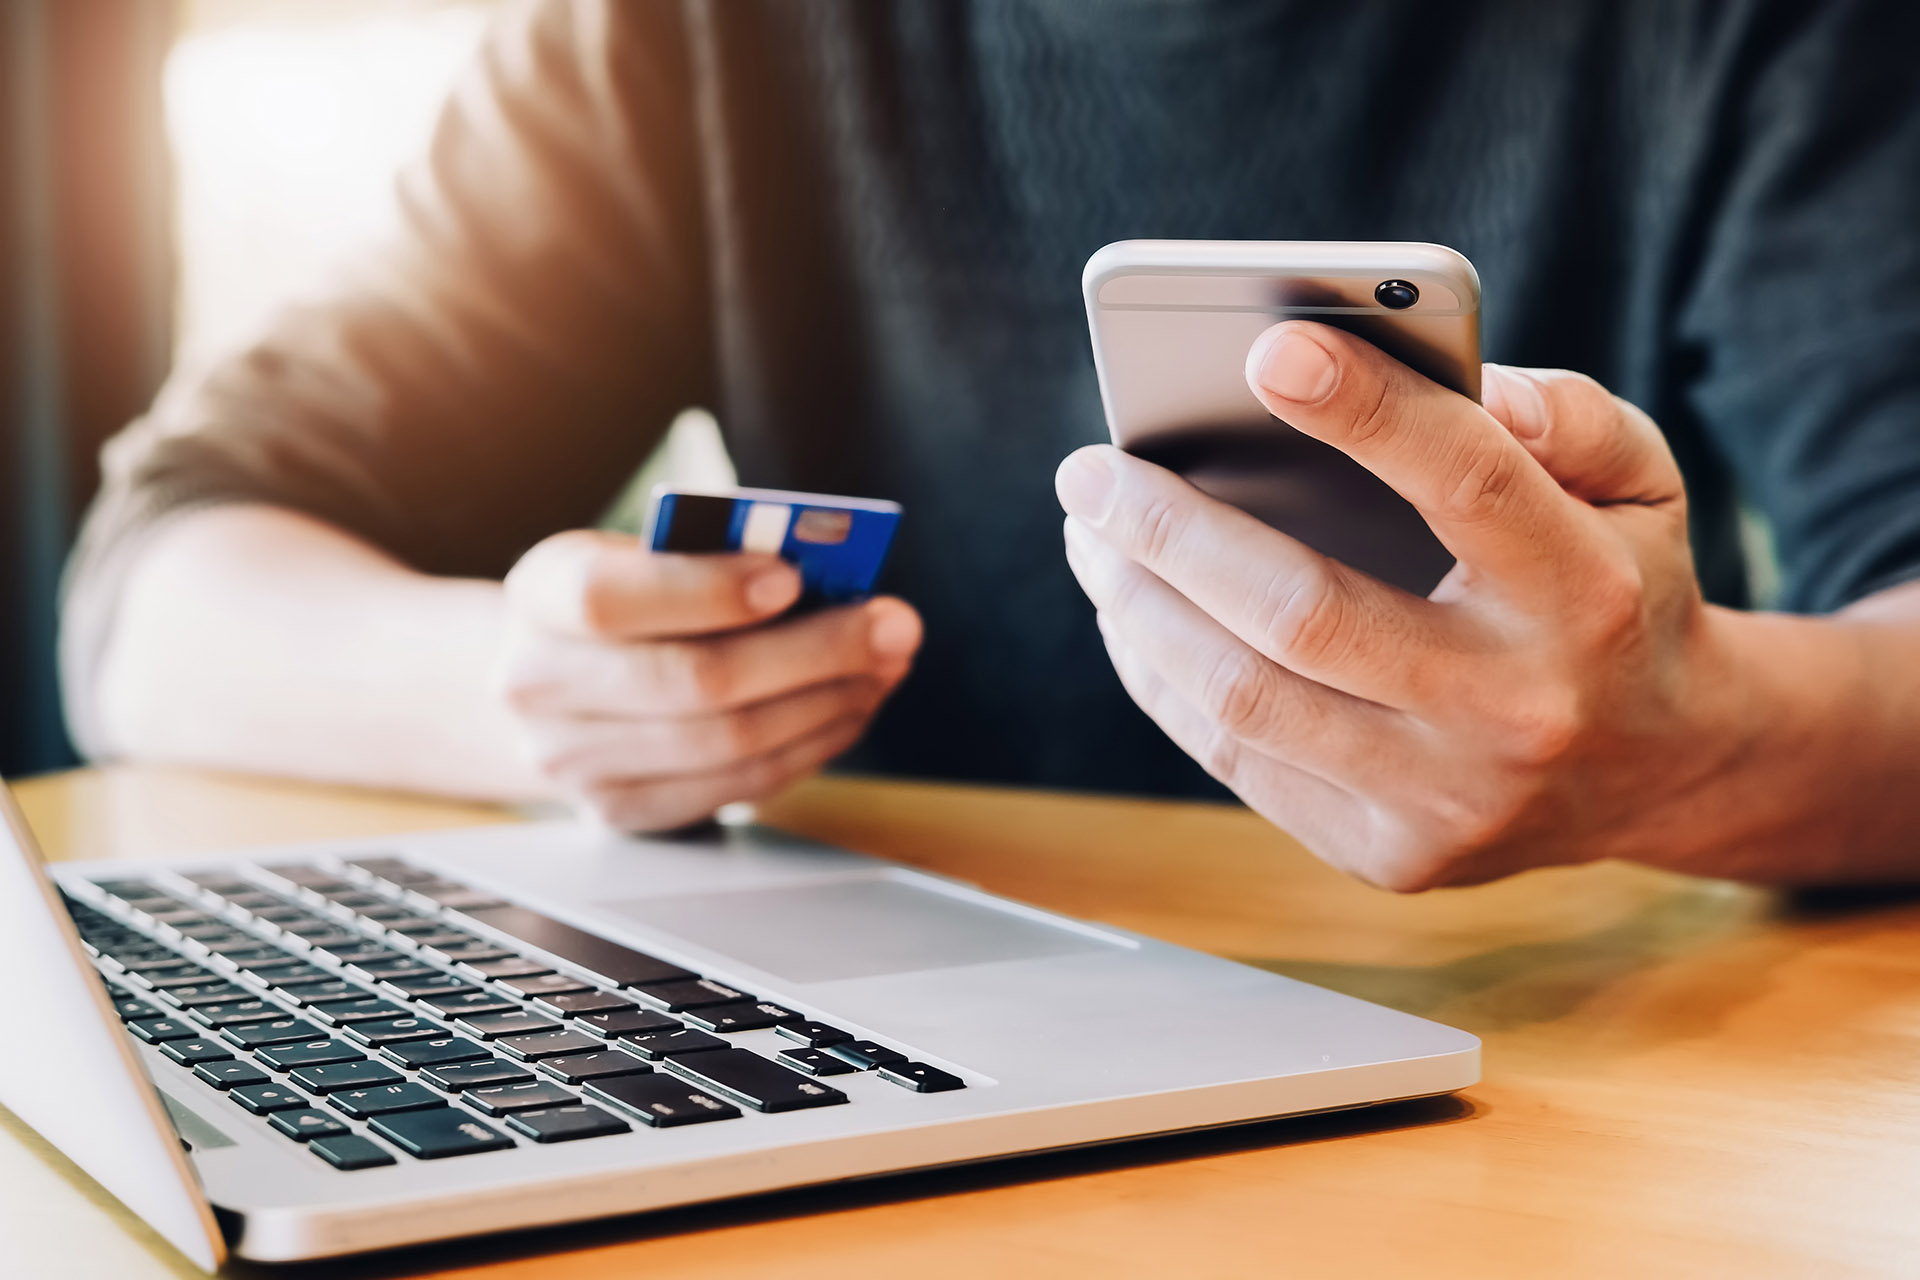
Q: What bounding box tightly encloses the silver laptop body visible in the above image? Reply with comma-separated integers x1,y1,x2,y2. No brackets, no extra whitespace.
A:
0,777,1478,1268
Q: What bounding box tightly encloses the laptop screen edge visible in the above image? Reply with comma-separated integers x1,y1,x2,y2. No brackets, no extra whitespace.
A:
0,777,227,1273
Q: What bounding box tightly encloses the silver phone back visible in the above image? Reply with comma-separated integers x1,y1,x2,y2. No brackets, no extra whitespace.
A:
1083,240,1482,595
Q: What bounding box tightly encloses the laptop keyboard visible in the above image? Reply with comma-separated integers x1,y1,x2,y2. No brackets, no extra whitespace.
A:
60,857,963,1172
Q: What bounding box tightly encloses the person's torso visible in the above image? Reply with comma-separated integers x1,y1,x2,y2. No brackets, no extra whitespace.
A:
662,0,1744,794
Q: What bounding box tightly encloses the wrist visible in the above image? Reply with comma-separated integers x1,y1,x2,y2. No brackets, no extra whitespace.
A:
1650,603,1882,882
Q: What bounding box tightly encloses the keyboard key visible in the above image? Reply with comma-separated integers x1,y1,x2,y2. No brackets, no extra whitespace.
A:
495,1029,603,1062
157,982,251,1009
405,885,506,913
370,1108,513,1159
575,1008,680,1039
314,939,398,965
831,1040,908,1070
494,973,592,1000
455,1010,560,1041
505,1105,630,1144
289,929,364,950
585,1074,740,1127
222,1018,327,1049
270,1108,350,1141
776,1021,852,1048
421,1060,533,1093
117,956,203,979
382,917,452,938
256,1039,365,1071
458,906,695,987
382,973,477,1000
128,1017,199,1043
308,998,411,1026
343,1016,444,1047
381,1036,491,1070
618,1027,727,1061
421,942,513,965
404,929,480,951
878,1061,967,1093
535,1051,651,1084
249,962,334,987
159,1038,233,1066
684,1001,799,1033
353,957,438,981
346,856,437,886
308,1133,395,1170
318,890,387,912
189,999,285,1028
777,1047,859,1077
664,1049,848,1113
458,956,553,981
416,990,520,1019
229,1082,311,1114
275,980,361,1005
530,990,635,1019
201,944,287,966
289,1060,405,1094
267,863,351,890
110,995,156,1020
462,1079,580,1115
195,1060,270,1090
329,1082,444,1119
629,978,750,1012
140,969,226,991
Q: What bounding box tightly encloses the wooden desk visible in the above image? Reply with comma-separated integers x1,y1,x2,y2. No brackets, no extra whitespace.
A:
7,766,1920,1278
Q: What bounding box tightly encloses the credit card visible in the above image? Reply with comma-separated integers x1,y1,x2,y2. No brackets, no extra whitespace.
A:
642,486,903,606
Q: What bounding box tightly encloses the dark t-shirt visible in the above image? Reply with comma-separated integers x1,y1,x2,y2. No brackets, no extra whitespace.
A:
63,0,1920,796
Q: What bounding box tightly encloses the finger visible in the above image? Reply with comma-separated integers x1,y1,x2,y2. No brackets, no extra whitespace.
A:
579,711,870,833
510,596,922,716
1098,621,1358,858
1056,451,1449,706
506,529,801,641
1244,320,1590,596
522,675,887,782
1481,365,1684,509
1064,518,1416,778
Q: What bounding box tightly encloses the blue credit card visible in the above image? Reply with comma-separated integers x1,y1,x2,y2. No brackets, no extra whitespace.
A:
643,486,902,606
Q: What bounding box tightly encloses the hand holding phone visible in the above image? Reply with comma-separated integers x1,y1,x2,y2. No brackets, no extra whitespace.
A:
494,509,918,832
1083,240,1482,594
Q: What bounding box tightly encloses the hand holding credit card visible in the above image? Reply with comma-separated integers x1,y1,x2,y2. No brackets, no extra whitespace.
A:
494,488,917,832
643,486,903,607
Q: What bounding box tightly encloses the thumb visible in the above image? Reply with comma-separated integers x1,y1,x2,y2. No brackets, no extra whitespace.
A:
1482,365,1683,508
505,529,801,640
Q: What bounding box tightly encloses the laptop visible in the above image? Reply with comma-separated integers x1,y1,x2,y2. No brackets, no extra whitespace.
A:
0,774,1478,1269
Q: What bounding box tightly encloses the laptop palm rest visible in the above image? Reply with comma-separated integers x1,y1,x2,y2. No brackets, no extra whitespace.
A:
605,875,1120,983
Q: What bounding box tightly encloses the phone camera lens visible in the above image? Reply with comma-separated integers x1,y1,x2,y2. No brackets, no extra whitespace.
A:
1375,280,1419,310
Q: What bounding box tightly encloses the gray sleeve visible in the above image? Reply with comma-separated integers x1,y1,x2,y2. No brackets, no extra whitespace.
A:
1676,0,1920,614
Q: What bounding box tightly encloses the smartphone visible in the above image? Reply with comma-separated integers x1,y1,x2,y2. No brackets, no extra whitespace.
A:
641,485,902,607
1083,240,1481,594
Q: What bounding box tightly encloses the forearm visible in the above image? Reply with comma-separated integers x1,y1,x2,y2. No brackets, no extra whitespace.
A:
92,504,552,803
1666,582,1920,884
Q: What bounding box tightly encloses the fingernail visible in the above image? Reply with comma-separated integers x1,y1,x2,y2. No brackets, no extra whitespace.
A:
868,602,922,658
746,567,798,613
1252,326,1339,404
1056,447,1118,525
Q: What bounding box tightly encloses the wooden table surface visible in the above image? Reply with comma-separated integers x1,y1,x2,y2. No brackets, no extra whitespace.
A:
6,765,1920,1279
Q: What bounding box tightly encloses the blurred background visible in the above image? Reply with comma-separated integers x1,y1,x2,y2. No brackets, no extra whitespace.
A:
2,0,497,779
2,0,743,780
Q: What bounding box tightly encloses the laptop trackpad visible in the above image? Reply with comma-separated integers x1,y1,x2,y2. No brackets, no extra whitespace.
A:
604,876,1117,983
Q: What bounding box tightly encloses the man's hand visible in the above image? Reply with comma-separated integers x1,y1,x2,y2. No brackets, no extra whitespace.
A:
499,531,921,831
1056,320,1755,890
